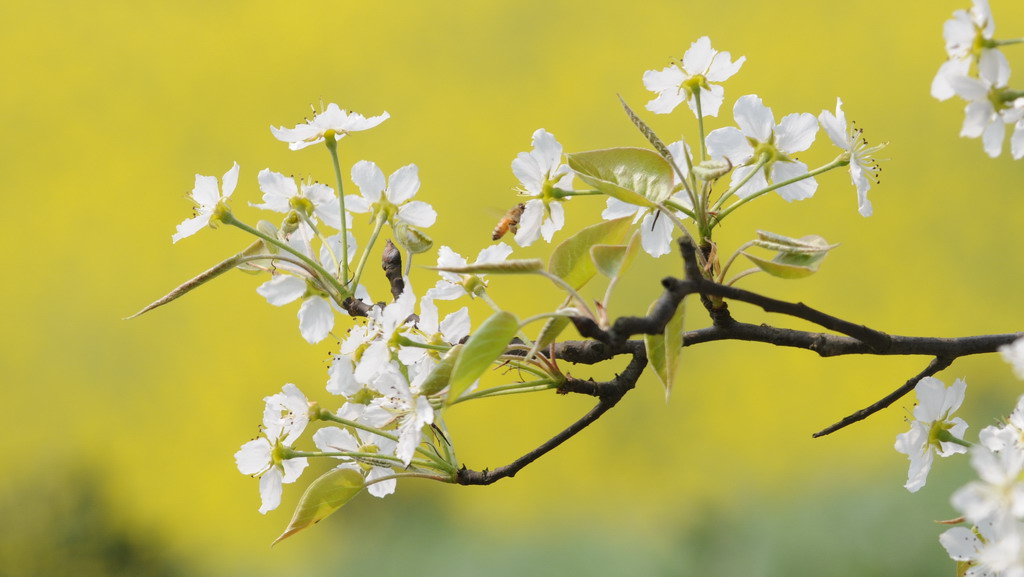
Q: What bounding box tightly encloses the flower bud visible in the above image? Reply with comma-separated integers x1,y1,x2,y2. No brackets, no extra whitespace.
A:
692,158,732,181
394,223,433,254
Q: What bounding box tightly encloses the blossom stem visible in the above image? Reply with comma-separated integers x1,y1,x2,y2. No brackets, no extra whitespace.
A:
693,90,707,162
318,411,451,469
220,213,349,300
662,199,699,221
396,336,451,352
994,38,1024,47
716,241,757,284
936,429,973,448
325,139,350,284
496,357,552,379
725,267,761,286
537,271,597,321
451,379,557,404
367,472,453,485
550,189,604,198
711,153,768,211
715,157,844,222
349,212,388,291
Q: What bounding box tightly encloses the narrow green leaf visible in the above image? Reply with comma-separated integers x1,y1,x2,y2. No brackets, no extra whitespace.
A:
273,466,364,545
428,259,544,275
447,311,519,405
534,313,574,351
643,297,685,400
418,345,463,396
549,217,631,290
125,253,245,319
742,251,828,279
566,148,674,206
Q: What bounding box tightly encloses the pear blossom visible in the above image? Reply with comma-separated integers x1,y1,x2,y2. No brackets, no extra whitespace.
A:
952,428,1024,524
643,36,745,118
251,169,344,230
818,98,887,217
894,377,970,493
312,425,399,498
255,233,355,344
398,297,470,370
601,141,694,257
945,49,1022,158
940,518,1024,577
511,129,574,247
262,383,313,444
172,162,239,243
706,95,819,202
348,161,437,231
271,103,389,151
367,363,434,466
234,383,312,514
350,289,417,385
932,0,996,100
426,243,514,302
1000,338,1024,379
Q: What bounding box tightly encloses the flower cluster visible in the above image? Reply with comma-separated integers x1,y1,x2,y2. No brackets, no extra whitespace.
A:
932,0,1024,159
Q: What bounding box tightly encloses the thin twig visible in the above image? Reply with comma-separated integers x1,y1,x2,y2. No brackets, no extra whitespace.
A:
812,356,956,437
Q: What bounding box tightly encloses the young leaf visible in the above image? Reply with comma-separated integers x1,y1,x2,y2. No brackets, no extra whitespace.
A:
418,344,463,396
549,217,631,290
446,311,519,405
125,252,246,319
428,259,544,275
273,466,365,545
742,251,828,279
643,297,685,400
590,231,642,279
566,148,674,206
533,311,576,351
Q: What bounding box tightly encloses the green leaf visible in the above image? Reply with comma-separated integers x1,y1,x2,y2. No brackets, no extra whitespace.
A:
418,344,463,396
549,217,631,290
428,259,544,275
742,251,828,279
533,312,574,351
590,245,627,279
567,148,674,206
273,466,364,545
446,311,519,405
643,297,685,400
590,231,641,279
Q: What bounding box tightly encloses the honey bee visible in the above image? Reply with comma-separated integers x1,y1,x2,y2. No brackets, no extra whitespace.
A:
491,203,526,241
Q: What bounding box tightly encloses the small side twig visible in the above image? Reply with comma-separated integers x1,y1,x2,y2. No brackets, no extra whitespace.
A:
812,356,955,438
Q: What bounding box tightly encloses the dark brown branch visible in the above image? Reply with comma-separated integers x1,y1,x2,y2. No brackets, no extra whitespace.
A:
812,356,955,437
456,353,646,485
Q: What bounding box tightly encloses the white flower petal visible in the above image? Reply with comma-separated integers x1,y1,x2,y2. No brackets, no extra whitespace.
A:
298,296,334,344
705,127,752,164
397,201,437,228
733,95,774,142
514,199,544,247
776,113,819,154
258,469,283,514
257,275,307,306
387,164,421,204
540,201,565,242
770,161,817,201
351,160,385,202
327,355,361,396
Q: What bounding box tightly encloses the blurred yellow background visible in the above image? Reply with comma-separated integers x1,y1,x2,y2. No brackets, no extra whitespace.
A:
4,0,1024,575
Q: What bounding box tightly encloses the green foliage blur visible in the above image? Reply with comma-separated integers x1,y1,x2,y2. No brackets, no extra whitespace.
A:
3,0,1023,575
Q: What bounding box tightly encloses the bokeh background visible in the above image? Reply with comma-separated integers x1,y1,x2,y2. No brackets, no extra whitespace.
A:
4,0,1024,575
